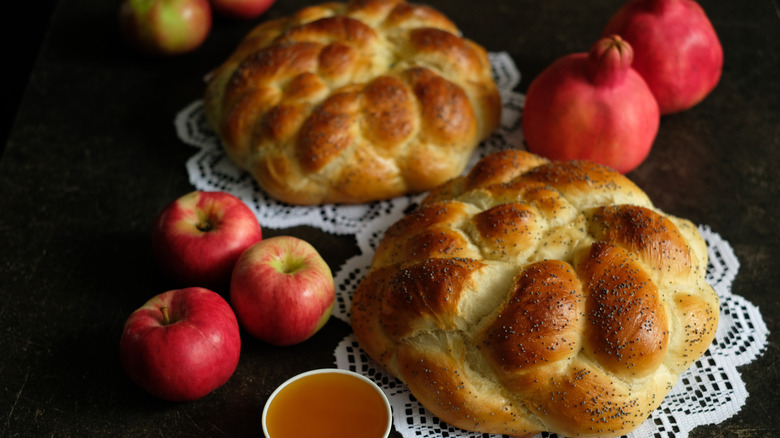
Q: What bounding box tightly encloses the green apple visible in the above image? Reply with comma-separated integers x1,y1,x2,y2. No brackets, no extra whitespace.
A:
119,0,212,56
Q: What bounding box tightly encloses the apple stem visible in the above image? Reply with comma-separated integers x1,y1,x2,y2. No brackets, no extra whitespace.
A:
160,306,171,325
196,220,213,232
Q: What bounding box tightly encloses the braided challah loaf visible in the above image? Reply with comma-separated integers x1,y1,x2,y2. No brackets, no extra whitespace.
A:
351,150,719,437
204,0,501,205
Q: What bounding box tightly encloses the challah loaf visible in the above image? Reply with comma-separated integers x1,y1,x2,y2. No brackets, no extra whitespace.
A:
351,149,719,437
204,0,501,205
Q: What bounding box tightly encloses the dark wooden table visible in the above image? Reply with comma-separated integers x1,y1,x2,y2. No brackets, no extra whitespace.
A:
1,1,777,437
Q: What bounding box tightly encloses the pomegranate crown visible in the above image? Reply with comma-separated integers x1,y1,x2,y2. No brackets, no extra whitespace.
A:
587,35,634,87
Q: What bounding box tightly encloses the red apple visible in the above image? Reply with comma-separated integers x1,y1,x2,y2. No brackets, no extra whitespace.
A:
119,287,241,401
230,236,335,346
209,0,275,20
151,191,262,293
118,0,212,57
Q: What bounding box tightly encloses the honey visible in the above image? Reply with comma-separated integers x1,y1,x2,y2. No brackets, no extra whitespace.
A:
263,370,390,438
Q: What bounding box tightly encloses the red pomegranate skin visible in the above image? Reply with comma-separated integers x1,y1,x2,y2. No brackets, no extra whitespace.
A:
602,0,723,114
522,36,660,174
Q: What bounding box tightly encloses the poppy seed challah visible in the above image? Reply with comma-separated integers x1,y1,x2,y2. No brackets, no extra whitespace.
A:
351,149,719,437
204,0,501,205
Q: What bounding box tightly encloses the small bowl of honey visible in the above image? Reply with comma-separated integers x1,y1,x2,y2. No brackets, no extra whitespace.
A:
262,368,392,438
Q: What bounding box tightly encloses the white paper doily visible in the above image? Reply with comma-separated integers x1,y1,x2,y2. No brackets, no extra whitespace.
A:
175,52,768,438
334,226,767,438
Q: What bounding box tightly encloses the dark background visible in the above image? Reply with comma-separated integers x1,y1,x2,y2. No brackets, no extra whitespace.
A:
1,1,57,151
1,0,777,437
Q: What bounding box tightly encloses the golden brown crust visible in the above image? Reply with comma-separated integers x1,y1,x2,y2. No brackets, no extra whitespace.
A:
204,0,501,205
479,260,585,382
576,241,669,379
351,150,719,437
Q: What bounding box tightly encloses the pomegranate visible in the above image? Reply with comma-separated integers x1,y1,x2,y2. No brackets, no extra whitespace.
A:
522,35,660,174
602,0,723,114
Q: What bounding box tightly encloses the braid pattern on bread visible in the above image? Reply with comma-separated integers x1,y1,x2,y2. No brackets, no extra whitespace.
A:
351,150,719,437
204,0,501,205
